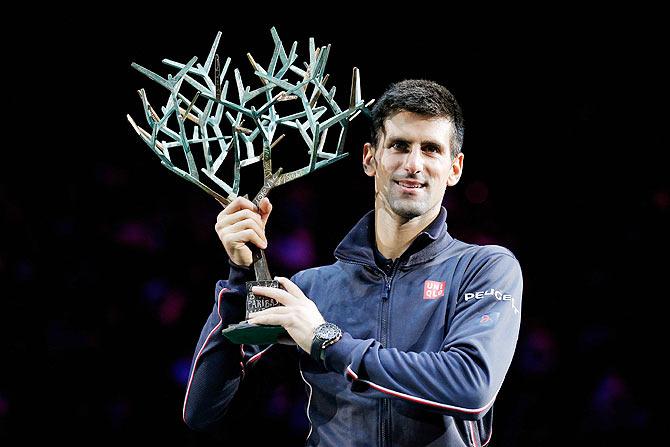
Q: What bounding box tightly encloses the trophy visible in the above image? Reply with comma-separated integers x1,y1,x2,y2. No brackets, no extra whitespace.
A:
127,27,371,345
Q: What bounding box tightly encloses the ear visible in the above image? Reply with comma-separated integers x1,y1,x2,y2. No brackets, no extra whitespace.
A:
446,152,464,186
362,142,377,177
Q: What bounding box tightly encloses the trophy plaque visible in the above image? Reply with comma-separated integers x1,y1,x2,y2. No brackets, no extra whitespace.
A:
127,27,371,344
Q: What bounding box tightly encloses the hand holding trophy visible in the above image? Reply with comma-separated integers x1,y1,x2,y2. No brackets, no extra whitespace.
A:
127,27,372,344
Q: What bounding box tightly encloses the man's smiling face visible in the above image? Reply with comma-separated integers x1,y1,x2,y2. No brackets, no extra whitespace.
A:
363,111,463,220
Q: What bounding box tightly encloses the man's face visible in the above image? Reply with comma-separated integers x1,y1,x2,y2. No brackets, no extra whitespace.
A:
363,111,463,220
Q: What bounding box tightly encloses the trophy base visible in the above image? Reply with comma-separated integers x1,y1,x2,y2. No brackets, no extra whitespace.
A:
220,279,288,344
221,321,288,345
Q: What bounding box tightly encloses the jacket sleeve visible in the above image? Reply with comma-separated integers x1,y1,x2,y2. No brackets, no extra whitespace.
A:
322,248,523,420
182,262,299,432
181,261,251,431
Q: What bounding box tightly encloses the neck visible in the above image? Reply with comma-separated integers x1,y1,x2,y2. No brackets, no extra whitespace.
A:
374,201,441,260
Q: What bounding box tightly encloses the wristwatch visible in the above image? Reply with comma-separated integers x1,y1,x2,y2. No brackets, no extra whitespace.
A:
310,322,342,363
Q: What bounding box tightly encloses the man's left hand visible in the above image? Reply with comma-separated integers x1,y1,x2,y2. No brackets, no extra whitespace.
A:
248,277,325,353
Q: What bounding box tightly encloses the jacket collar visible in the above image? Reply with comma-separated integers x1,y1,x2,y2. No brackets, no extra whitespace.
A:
334,206,453,269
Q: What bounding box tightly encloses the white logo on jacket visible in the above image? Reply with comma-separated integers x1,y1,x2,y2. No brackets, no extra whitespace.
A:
464,288,520,314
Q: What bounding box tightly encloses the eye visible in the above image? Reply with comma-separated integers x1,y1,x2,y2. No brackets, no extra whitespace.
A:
390,141,408,150
423,145,440,153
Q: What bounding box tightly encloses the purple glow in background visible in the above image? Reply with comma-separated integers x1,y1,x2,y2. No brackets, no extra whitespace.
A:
519,326,557,376
158,290,186,326
171,357,192,387
115,220,162,252
271,229,317,270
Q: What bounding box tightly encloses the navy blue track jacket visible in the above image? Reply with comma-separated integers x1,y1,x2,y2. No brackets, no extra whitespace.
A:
183,207,523,446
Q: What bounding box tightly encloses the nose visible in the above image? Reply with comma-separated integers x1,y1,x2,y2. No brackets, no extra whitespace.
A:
403,145,423,174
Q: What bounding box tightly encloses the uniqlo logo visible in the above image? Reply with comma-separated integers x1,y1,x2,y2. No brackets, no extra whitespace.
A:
423,280,446,299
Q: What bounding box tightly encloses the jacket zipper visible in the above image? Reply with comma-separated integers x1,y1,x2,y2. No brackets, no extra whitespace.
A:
380,260,399,447
335,257,396,447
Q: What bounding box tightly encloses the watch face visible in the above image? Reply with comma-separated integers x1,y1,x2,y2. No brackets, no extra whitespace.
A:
316,323,340,340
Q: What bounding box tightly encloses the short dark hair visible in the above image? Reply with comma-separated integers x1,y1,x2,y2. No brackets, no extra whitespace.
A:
369,79,464,157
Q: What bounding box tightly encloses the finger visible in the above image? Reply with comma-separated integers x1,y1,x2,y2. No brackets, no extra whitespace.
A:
217,216,266,247
248,312,290,327
225,219,267,247
274,277,306,300
251,285,296,305
218,196,258,218
217,208,264,230
259,198,273,226
232,229,267,250
248,306,291,319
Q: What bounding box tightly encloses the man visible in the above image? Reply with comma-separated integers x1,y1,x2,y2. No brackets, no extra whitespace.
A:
183,79,523,446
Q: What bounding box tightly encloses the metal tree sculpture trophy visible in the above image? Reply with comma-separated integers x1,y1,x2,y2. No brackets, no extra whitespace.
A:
127,28,371,344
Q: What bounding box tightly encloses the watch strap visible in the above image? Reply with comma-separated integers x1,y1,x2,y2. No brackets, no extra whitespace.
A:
319,332,342,361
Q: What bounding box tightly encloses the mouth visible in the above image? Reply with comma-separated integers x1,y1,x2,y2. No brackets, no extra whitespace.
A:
394,180,426,192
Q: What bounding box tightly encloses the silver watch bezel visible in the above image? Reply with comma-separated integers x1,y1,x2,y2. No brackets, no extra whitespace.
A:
314,322,342,348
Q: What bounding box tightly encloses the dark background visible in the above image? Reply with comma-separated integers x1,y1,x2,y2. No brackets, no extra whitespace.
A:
3,13,667,445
